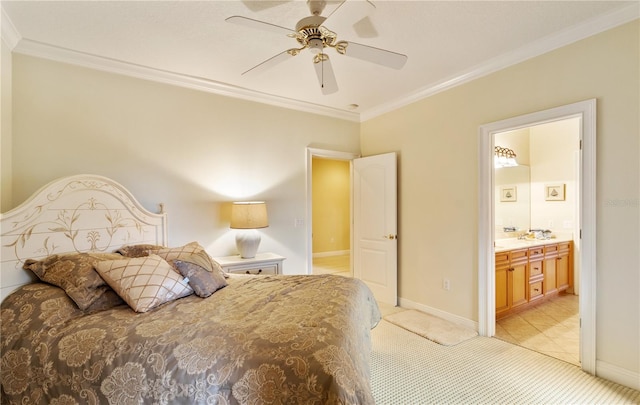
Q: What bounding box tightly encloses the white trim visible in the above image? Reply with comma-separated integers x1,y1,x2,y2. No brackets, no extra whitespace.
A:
305,148,359,275
398,297,479,333
1,8,21,50
11,39,360,123
3,4,636,122
478,99,597,375
596,360,640,391
313,250,350,259
361,4,638,121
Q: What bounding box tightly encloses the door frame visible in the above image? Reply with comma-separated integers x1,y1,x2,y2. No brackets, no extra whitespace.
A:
478,99,596,374
305,148,360,275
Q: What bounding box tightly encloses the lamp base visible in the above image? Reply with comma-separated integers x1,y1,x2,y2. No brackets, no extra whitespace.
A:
235,229,261,259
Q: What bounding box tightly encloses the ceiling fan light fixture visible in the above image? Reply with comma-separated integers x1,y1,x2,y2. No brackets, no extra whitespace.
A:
308,38,324,54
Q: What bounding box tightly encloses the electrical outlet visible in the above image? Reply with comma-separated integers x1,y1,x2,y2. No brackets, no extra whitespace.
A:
443,278,451,291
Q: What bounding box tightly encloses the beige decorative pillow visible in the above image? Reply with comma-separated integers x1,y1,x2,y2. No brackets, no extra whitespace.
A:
95,254,193,313
23,252,125,310
151,242,227,278
116,244,166,258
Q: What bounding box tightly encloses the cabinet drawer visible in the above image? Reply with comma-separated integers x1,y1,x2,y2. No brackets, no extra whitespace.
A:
558,242,571,252
529,246,544,258
530,281,543,300
529,260,543,277
510,249,529,263
495,252,510,265
544,244,559,255
230,265,277,275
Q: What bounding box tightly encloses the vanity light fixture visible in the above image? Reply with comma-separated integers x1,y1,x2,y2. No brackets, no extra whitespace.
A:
230,201,268,258
494,146,518,168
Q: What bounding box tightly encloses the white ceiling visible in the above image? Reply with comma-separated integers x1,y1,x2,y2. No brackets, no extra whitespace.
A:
2,1,638,121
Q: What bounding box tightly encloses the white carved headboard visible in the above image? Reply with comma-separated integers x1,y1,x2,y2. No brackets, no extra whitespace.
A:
1,174,167,301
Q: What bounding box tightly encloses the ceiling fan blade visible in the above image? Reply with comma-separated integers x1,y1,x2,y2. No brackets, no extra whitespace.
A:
225,15,295,36
242,49,298,75
313,54,338,95
340,41,407,69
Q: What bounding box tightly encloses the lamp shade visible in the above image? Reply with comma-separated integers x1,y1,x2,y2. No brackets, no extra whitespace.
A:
230,202,268,229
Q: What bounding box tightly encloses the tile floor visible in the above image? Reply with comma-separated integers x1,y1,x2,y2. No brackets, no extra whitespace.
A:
494,294,580,366
312,254,352,277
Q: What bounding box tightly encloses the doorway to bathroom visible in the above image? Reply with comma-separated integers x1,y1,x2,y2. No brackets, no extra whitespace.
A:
478,99,597,374
493,118,580,366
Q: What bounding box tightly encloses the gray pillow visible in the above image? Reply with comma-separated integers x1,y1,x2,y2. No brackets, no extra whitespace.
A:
172,259,227,298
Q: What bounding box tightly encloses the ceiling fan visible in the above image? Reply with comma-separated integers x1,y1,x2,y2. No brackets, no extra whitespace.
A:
226,0,408,95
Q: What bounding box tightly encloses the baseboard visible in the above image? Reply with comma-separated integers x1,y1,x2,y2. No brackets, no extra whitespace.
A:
596,360,640,390
397,297,479,332
312,250,350,258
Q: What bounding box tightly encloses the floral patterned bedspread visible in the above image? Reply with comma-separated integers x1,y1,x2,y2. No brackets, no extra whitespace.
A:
1,274,381,404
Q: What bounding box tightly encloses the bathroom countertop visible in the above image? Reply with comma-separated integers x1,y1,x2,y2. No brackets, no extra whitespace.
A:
494,235,573,252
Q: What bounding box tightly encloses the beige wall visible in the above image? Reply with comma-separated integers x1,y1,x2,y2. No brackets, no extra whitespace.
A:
312,157,350,254
1,39,12,211
6,54,360,274
361,21,639,375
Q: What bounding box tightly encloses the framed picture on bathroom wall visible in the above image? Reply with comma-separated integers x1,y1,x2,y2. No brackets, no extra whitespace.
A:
545,183,565,201
500,186,517,202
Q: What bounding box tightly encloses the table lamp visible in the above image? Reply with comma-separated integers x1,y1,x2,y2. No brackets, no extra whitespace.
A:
230,201,268,258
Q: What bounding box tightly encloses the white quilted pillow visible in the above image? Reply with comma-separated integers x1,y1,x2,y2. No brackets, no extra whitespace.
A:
95,254,193,312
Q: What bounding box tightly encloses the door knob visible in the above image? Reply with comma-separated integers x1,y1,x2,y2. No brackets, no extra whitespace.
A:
384,234,397,240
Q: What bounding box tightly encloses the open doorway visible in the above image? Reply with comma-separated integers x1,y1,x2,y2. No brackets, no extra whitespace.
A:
492,118,580,366
478,99,597,374
311,156,352,277
305,148,359,277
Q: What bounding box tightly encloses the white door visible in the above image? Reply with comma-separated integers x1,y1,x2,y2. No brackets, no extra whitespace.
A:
353,152,398,305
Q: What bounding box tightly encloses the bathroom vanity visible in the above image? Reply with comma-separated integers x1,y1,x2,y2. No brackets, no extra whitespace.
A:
495,238,573,319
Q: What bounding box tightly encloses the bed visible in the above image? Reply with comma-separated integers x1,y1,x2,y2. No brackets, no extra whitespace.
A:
0,174,380,404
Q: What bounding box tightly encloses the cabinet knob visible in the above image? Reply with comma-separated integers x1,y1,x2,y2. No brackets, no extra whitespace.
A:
509,268,514,272
258,269,262,273
534,267,539,271
534,288,540,292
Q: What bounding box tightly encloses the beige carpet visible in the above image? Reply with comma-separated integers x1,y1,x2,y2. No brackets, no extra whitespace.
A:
370,319,640,404
384,309,478,346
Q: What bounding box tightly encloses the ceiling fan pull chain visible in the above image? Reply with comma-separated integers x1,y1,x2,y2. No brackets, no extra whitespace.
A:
321,53,325,88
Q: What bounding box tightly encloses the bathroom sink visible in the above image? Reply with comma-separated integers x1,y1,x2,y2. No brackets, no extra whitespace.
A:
494,239,540,250
494,237,560,251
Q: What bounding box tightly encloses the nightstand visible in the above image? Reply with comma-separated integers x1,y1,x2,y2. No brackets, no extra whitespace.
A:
213,252,285,275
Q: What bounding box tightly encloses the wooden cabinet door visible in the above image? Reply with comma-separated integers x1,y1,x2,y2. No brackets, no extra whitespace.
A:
495,264,510,316
544,257,557,294
510,261,528,308
495,253,510,317
556,253,570,290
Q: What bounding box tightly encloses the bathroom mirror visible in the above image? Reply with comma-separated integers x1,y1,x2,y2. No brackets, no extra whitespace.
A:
495,165,530,238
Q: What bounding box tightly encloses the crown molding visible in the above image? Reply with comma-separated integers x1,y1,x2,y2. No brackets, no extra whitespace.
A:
1,7,21,49
360,3,639,122
4,3,637,123
10,38,360,123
